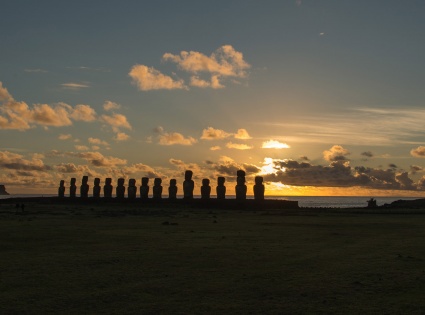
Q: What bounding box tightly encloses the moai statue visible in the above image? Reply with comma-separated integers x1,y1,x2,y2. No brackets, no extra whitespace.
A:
58,180,65,198
80,176,89,198
104,178,113,198
128,178,137,199
140,177,149,199
116,178,125,199
216,177,226,199
235,170,247,201
253,176,265,201
153,178,162,199
168,179,177,199
93,178,101,198
70,178,77,198
183,170,194,199
201,178,211,199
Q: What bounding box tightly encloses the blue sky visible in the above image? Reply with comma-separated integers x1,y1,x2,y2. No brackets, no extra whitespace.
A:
1,0,425,196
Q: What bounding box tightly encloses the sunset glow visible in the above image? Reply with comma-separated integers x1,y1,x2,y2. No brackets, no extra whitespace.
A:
1,2,425,196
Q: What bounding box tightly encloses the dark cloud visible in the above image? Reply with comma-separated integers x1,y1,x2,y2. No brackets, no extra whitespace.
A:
361,151,373,158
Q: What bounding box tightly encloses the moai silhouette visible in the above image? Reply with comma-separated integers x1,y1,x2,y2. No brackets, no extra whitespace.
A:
201,178,211,199
93,178,101,198
80,176,89,198
235,170,247,201
153,178,162,199
216,177,226,199
70,178,77,198
253,176,265,200
58,180,65,197
183,170,194,199
104,178,113,198
128,178,137,199
140,177,149,199
116,178,125,199
168,179,177,199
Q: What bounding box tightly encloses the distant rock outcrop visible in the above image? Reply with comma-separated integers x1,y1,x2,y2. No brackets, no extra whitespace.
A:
0,185,9,195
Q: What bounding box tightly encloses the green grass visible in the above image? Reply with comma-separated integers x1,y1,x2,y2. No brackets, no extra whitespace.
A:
1,203,425,314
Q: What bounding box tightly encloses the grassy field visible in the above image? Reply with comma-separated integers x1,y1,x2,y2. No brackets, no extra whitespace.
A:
1,202,425,314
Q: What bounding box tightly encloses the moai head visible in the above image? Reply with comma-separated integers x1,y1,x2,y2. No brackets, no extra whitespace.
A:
255,176,263,185
105,178,112,185
82,176,88,184
236,170,246,177
202,178,210,186
94,178,100,185
71,178,76,185
170,179,177,186
129,178,136,187
60,180,65,187
118,178,125,186
142,177,149,186
218,177,225,186
185,170,193,181
154,178,162,185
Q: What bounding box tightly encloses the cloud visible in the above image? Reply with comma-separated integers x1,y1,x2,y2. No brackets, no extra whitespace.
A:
262,140,290,149
410,165,423,174
129,65,186,91
54,163,99,177
411,146,425,157
70,104,97,122
163,45,250,78
210,146,221,151
114,132,130,141
201,127,232,140
190,75,224,89
101,113,132,131
24,68,48,73
61,83,90,89
0,82,99,130
75,151,127,167
0,150,51,171
88,137,109,146
58,134,72,140
158,132,197,146
74,145,89,151
103,101,121,111
234,128,252,140
361,151,374,158
323,145,350,162
226,142,253,150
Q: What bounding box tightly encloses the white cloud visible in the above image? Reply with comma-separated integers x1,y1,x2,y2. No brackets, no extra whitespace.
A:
226,142,253,150
129,65,187,91
234,128,252,140
323,145,350,162
114,132,130,141
75,145,89,151
201,127,232,140
411,146,425,158
103,101,121,111
101,113,132,131
262,140,290,149
58,134,72,140
88,137,109,146
158,132,197,146
210,146,221,151
70,104,97,122
61,83,90,89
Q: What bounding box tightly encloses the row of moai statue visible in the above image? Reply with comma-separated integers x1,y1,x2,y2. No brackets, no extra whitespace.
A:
58,170,265,200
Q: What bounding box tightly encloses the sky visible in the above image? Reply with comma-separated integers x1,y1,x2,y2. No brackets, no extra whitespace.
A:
1,0,425,196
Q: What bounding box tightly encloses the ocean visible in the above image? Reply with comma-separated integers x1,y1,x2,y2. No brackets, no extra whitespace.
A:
0,194,420,208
